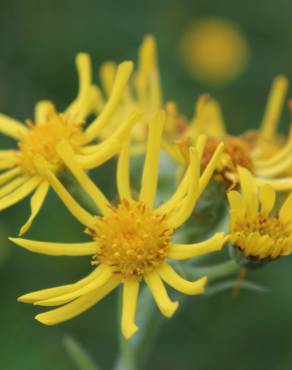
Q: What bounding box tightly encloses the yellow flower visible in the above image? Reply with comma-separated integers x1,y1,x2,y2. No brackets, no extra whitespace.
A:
164,76,292,190
227,166,292,261
10,111,226,339
0,53,137,234
179,17,250,84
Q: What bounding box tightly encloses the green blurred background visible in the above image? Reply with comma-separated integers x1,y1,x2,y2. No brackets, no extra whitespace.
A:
0,0,292,369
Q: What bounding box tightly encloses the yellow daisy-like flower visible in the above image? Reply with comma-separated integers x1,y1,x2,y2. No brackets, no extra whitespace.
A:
10,111,226,339
227,166,292,261
164,75,292,189
0,53,137,234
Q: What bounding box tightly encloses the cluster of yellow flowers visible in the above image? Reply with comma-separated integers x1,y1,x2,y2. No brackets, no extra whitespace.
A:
1,35,292,339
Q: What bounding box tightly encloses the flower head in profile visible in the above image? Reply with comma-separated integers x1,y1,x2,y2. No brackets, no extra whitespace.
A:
0,54,137,234
227,166,292,262
164,76,292,190
10,111,226,339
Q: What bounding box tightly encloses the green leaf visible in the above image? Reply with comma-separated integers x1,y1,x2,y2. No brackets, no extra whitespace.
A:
63,335,101,370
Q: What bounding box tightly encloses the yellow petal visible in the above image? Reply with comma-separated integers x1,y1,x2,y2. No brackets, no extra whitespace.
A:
56,141,110,215
19,181,50,235
144,271,179,318
0,168,21,187
259,75,288,140
159,263,207,295
167,147,200,228
168,232,227,260
227,190,247,219
121,280,139,339
0,114,28,139
99,61,117,96
259,184,275,216
237,166,258,216
85,61,133,142
0,176,29,198
34,101,55,124
10,237,98,256
117,138,131,201
198,142,224,197
0,176,40,211
35,276,120,325
139,110,165,207
279,192,292,223
34,155,95,229
36,265,112,306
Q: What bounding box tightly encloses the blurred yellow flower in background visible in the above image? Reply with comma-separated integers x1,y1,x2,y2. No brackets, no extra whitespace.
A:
179,17,250,84
10,112,226,339
228,167,292,261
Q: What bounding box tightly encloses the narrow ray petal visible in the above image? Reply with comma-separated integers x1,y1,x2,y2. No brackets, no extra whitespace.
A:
0,177,40,211
35,276,120,325
85,61,133,142
121,280,139,339
198,142,224,197
117,138,131,200
19,181,50,235
140,110,165,207
0,168,21,186
56,141,110,215
34,155,95,228
0,114,28,139
10,237,98,256
168,232,227,259
0,176,29,199
167,148,200,228
144,271,179,318
259,75,288,140
34,101,55,124
259,184,276,216
159,263,207,295
36,265,113,306
279,192,292,223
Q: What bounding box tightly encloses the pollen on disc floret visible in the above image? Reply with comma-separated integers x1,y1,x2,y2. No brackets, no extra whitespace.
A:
89,199,174,280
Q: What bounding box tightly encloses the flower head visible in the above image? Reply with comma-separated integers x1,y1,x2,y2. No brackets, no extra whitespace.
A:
228,167,292,261
164,76,292,190
10,111,226,339
0,53,137,234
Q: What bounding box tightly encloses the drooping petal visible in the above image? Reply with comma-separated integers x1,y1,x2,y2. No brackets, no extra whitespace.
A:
0,176,41,211
33,155,95,229
19,181,50,235
144,271,179,318
237,166,259,217
35,276,120,325
159,263,207,295
0,176,29,199
35,265,113,306
121,280,139,339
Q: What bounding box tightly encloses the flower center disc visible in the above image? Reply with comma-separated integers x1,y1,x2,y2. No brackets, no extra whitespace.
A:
92,200,173,280
17,112,85,174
